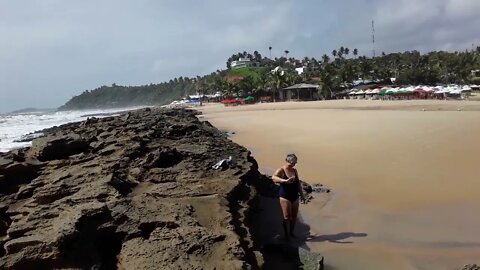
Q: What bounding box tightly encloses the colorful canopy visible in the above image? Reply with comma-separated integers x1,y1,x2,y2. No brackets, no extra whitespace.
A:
222,99,242,104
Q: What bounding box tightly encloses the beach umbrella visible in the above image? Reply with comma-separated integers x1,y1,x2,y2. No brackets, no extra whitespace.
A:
414,89,427,93
423,87,434,92
394,89,404,95
386,89,396,95
449,89,462,95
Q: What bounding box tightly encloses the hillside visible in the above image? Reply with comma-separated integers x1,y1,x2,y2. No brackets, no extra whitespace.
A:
59,81,196,111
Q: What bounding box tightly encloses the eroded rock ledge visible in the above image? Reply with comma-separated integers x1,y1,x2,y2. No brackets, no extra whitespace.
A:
0,108,263,269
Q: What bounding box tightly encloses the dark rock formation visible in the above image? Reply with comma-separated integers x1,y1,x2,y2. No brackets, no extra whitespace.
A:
0,108,324,269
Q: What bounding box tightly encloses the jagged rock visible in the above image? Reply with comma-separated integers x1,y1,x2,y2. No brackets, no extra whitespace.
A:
28,134,90,161
299,248,324,270
0,162,39,195
82,117,98,126
89,140,104,150
106,173,137,196
463,264,480,270
145,148,183,168
0,158,13,168
0,219,8,236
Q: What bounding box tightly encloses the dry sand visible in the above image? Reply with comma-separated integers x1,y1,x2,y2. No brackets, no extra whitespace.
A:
197,100,480,270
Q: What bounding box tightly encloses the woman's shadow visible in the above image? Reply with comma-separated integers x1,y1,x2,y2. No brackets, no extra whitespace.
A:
306,232,368,244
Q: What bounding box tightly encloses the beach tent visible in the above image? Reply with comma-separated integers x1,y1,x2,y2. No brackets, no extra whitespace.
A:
243,96,255,104
435,89,450,94
356,90,366,95
190,98,201,103
222,99,242,106
449,89,462,95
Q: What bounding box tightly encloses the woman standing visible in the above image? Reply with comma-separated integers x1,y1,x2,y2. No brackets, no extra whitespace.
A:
272,154,305,240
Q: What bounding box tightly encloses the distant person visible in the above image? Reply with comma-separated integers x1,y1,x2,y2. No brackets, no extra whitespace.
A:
272,154,305,240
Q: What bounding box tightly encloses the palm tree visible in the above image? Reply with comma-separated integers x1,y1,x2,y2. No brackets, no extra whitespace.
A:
285,71,302,85
353,48,358,59
285,50,289,59
332,50,337,58
270,67,285,102
196,79,208,106
322,54,330,65
269,46,272,59
318,65,337,99
345,48,350,57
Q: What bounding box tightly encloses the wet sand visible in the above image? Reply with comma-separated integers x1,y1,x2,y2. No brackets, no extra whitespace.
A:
197,100,480,269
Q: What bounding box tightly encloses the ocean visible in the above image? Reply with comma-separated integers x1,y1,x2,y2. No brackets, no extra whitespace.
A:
0,107,146,152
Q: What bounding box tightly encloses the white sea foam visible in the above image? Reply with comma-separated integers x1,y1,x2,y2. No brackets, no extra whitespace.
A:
0,107,147,152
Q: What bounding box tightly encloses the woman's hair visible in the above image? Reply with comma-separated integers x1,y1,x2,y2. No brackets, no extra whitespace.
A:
286,153,298,163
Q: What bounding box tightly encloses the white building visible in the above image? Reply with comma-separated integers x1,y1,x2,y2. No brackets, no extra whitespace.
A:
230,58,258,69
295,67,305,75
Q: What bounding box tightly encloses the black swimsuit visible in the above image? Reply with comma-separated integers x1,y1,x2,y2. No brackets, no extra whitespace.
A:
279,168,300,202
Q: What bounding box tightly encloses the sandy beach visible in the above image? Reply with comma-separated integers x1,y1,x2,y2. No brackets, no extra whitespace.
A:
198,100,480,269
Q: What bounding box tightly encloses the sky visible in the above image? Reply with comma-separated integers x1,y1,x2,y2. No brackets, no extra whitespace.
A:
1,0,479,112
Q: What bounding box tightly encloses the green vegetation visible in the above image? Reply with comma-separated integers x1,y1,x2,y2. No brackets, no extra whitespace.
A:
60,46,480,110
59,80,196,110
227,67,268,82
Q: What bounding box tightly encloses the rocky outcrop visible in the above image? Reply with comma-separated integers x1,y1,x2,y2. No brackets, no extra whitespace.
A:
0,108,258,269
0,108,326,270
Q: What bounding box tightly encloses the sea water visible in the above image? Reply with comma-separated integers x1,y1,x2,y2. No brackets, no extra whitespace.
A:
0,107,146,152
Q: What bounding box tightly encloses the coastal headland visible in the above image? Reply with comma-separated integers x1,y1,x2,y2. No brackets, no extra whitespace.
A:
0,108,324,269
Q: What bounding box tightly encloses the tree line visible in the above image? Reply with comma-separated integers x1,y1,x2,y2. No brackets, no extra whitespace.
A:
60,46,480,110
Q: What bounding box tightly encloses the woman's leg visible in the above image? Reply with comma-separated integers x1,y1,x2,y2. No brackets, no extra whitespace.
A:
290,199,300,236
279,197,292,239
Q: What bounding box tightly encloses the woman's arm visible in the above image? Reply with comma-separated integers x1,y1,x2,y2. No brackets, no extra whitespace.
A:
272,168,290,184
296,169,305,199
